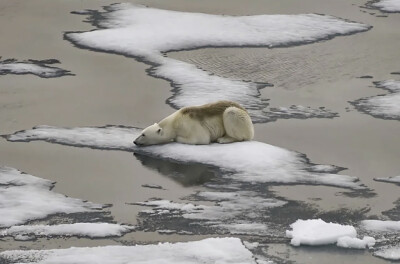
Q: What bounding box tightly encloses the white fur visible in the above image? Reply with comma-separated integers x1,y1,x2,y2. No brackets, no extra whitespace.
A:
134,102,254,146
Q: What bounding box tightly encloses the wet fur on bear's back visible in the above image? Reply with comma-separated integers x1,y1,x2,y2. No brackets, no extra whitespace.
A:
180,100,246,121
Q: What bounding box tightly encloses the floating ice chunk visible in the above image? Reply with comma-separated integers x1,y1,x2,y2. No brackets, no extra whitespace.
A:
0,58,73,78
137,195,284,235
0,166,102,227
336,236,375,249
286,219,357,246
361,220,400,232
4,125,364,189
5,125,135,151
371,0,400,12
0,237,257,264
66,3,370,123
374,175,400,184
0,223,135,240
351,80,400,120
374,246,400,260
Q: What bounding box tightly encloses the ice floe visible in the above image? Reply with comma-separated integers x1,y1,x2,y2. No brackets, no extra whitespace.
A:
0,237,257,264
66,3,370,122
370,0,400,12
361,220,400,232
4,125,364,189
350,80,400,120
286,219,358,246
0,166,102,227
0,223,134,240
374,175,400,184
0,58,73,78
374,246,400,260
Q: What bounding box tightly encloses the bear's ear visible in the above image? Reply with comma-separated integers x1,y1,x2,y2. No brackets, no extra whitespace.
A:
157,128,162,134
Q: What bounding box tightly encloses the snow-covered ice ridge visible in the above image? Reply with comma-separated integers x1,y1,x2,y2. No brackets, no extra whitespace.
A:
0,237,257,264
374,175,400,184
0,223,134,241
369,0,400,12
0,58,73,78
0,166,102,227
286,219,375,249
65,3,370,123
4,125,364,189
350,80,400,120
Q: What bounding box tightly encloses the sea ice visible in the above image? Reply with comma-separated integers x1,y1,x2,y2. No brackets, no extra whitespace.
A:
0,166,102,227
286,219,357,246
4,125,364,189
0,58,73,78
351,80,400,120
371,0,400,12
0,237,257,264
361,220,400,232
374,246,400,260
374,175,400,184
0,223,135,240
66,3,370,122
336,236,375,249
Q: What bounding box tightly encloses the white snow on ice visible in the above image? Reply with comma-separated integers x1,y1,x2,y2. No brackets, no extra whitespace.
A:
286,219,358,246
336,236,375,249
0,223,135,240
0,59,72,78
0,166,102,227
66,3,369,122
374,246,400,260
0,237,257,264
372,0,400,12
5,125,364,189
351,80,400,120
361,220,400,232
374,175,400,184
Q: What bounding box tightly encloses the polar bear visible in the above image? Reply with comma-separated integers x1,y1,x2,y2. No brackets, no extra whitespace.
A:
134,100,254,146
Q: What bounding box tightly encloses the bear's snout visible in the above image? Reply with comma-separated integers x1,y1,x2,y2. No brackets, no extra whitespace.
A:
133,139,142,146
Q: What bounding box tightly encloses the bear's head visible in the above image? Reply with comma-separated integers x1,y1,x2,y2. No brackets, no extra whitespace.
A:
134,123,171,146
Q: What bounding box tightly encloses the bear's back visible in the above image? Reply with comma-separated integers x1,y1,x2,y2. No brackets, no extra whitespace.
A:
180,100,246,121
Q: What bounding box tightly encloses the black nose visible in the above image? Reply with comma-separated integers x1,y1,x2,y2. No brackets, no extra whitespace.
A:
133,140,138,146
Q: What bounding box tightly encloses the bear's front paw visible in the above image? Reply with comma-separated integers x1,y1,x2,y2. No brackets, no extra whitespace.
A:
217,136,235,144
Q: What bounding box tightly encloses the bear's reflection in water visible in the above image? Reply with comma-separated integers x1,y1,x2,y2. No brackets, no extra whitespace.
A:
133,153,215,186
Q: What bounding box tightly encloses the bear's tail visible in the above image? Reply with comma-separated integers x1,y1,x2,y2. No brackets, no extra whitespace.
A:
222,107,254,141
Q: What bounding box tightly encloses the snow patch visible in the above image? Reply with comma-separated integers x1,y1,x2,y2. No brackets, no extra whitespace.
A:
4,126,364,190
351,80,400,120
374,246,400,260
374,175,400,184
0,237,257,264
0,58,73,78
336,236,375,249
372,0,400,12
0,223,135,240
0,166,102,227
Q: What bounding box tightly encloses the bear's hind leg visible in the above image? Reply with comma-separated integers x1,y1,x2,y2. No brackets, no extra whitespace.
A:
222,107,254,142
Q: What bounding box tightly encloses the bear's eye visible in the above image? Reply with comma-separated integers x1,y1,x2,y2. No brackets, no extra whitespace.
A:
142,134,145,137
